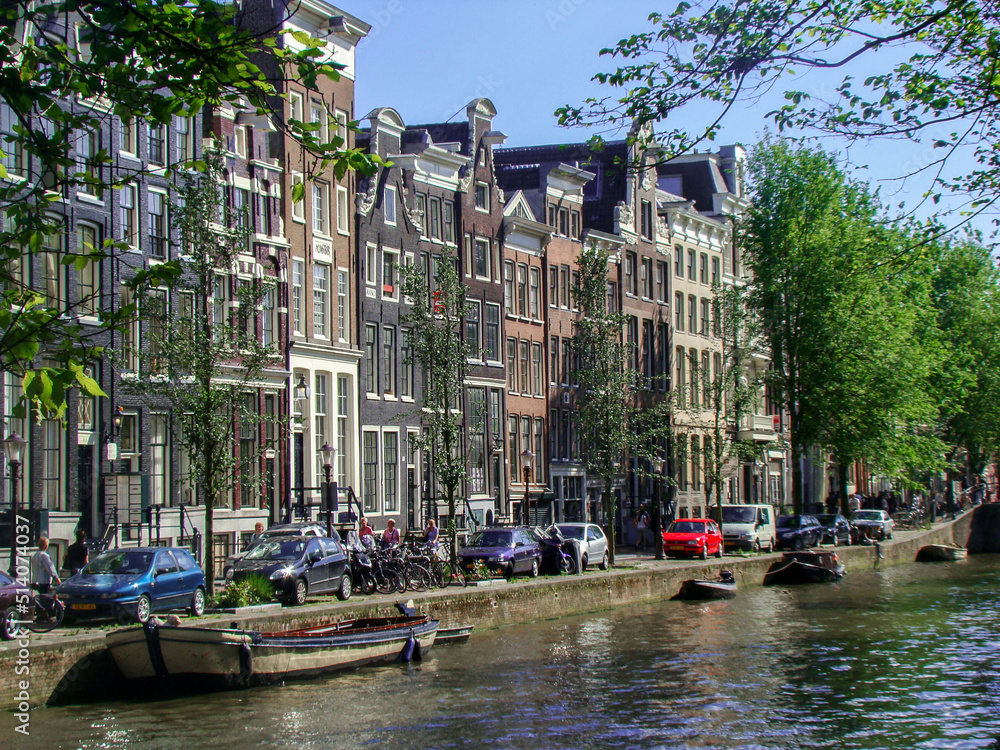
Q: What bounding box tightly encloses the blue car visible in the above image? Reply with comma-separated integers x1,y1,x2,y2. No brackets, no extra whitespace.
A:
458,527,541,578
58,547,206,623
775,515,824,551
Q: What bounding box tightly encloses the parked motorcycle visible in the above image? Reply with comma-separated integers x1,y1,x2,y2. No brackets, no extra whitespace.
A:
345,539,376,595
537,526,578,576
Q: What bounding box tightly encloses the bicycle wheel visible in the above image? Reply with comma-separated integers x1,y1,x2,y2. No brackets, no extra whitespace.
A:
450,564,468,588
27,597,64,633
406,564,431,592
374,568,397,595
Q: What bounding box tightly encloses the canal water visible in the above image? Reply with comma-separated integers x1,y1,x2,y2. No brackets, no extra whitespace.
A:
5,556,1000,750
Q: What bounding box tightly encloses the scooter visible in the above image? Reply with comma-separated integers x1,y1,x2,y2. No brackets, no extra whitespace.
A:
538,526,578,576
346,540,376,595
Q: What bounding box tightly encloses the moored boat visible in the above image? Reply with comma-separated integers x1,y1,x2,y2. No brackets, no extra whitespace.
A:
436,625,474,643
763,550,845,586
106,614,439,689
676,571,738,600
915,544,968,562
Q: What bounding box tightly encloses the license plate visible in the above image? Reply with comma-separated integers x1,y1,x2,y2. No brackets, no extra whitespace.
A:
670,545,685,552
71,603,96,611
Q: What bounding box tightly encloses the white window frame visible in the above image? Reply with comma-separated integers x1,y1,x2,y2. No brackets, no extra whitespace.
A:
384,185,397,225
290,173,305,223
313,181,330,236
336,185,349,235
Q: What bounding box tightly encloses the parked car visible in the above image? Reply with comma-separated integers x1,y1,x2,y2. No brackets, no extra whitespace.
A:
0,570,33,639
57,547,206,624
775,515,824,550
229,535,351,605
851,509,894,540
555,523,609,571
223,522,334,579
815,513,853,546
713,504,777,552
458,527,541,578
662,519,724,559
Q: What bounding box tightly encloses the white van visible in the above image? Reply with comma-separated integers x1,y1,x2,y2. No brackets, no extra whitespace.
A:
713,504,776,553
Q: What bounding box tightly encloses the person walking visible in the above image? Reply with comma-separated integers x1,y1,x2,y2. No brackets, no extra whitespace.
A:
30,537,61,594
64,529,89,576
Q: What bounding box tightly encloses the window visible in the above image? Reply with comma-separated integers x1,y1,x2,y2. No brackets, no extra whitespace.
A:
401,329,413,398
148,190,167,258
363,431,378,512
76,128,100,194
0,106,26,177
151,414,170,506
627,316,639,373
561,266,570,310
231,186,249,231
517,264,527,316
313,264,329,338
468,387,486,494
571,271,580,310
365,243,377,286
675,347,686,407
41,228,64,308
465,301,481,355
674,244,683,277
383,185,396,225
549,266,558,308
382,249,398,297
508,415,519,481
624,251,637,296
687,249,696,280
77,223,100,316
674,292,684,331
310,103,328,143
571,210,580,239
40,419,65,509
337,376,349,484
234,125,247,158
365,324,377,395
147,122,165,166
529,267,540,318
291,261,303,335
475,238,489,279
712,257,720,286
428,196,442,239
120,185,138,247
656,261,667,302
261,285,275,347
415,193,427,237
337,269,348,342
534,417,544,475
691,435,701,491
475,182,489,211
485,304,500,361
561,339,571,385
443,200,455,243
531,342,543,396
702,351,712,406
519,340,529,393
212,274,227,343
383,432,398,512
700,298,710,336
504,260,514,313
337,186,349,234
174,115,193,164
291,173,305,222
121,285,139,370
688,295,696,333
700,253,709,284
383,326,396,396
689,349,699,405
313,182,329,235
640,199,653,239
642,257,654,299
506,337,516,390
146,288,167,375
120,118,137,156
658,323,669,391
559,207,569,236
550,336,559,385
643,319,654,385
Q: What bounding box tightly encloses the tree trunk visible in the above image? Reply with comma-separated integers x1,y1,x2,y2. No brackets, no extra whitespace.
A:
603,475,615,564
790,414,803,515
838,461,850,517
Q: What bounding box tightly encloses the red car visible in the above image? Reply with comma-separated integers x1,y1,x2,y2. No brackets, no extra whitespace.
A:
662,519,724,559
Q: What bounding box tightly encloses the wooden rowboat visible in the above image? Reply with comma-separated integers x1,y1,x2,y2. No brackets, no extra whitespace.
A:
676,571,738,600
763,550,845,586
915,544,968,562
436,625,474,643
106,614,438,689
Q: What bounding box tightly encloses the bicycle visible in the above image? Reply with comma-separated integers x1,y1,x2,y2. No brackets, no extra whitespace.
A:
1,589,64,639
421,541,467,588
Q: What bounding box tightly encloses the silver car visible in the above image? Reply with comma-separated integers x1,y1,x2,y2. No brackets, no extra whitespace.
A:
555,523,609,571
850,509,895,540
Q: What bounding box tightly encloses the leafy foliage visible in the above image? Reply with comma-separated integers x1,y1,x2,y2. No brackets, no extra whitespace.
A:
214,574,274,608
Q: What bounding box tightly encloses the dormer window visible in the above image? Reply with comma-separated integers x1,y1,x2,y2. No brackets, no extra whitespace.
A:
475,182,489,212
384,185,397,225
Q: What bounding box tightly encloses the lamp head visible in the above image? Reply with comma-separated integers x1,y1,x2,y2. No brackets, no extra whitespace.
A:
3,432,26,464
320,442,336,469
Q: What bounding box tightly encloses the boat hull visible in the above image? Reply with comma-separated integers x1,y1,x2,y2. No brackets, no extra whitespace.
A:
763,551,845,585
677,579,737,600
107,616,439,687
916,544,968,562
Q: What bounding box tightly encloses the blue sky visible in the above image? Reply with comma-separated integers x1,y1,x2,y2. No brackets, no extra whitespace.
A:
337,0,990,236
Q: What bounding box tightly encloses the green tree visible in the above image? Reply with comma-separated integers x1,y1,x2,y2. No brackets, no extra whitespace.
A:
400,250,470,565
572,243,673,563
119,152,278,596
0,0,377,417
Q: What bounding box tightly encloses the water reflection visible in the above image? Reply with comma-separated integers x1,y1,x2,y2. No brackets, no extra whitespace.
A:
4,558,1000,749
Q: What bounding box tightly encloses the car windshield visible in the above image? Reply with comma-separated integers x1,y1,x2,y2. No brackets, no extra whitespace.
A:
853,511,882,521
555,525,584,540
244,539,306,561
721,507,757,524
815,515,837,525
668,521,706,534
468,530,513,548
777,516,801,529
85,550,153,575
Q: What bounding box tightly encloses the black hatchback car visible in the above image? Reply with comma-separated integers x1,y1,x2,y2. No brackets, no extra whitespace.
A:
229,535,351,605
815,513,852,546
775,515,824,550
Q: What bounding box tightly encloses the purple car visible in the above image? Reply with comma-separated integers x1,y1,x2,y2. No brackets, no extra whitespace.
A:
458,527,541,579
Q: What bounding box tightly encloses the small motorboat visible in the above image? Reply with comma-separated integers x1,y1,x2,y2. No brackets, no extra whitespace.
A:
676,571,738,600
436,625,474,643
107,614,439,689
916,544,968,562
763,550,845,586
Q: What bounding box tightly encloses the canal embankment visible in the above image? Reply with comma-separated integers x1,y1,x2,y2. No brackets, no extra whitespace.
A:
0,510,975,710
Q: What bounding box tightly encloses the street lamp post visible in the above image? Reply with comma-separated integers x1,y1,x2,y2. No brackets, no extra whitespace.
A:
520,449,533,527
654,458,667,560
5,433,26,579
320,443,337,538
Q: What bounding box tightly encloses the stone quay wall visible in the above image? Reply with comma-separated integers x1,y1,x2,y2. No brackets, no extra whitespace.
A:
0,513,976,711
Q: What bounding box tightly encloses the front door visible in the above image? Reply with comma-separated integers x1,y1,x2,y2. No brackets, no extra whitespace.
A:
78,445,95,536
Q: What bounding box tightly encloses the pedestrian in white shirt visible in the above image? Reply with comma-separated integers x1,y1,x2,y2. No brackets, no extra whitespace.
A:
30,537,60,594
